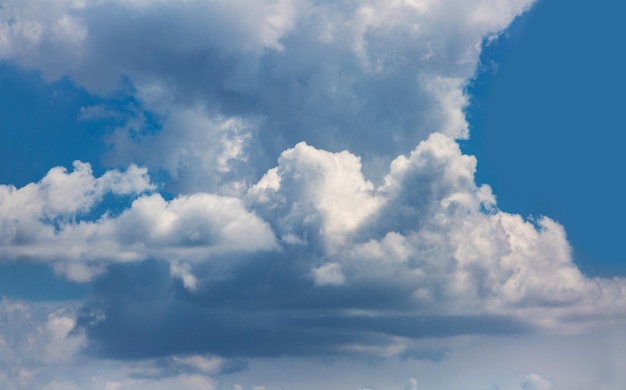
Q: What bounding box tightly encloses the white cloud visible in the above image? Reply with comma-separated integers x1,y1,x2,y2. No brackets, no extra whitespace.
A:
248,141,380,250
0,164,277,281
170,261,199,292
0,161,152,224
245,132,626,328
311,262,345,286
521,373,554,390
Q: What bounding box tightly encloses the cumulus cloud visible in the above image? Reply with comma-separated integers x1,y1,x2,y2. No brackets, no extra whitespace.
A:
62,133,626,361
0,161,152,223
0,163,277,281
1,125,625,361
0,0,537,193
246,133,626,324
3,0,626,387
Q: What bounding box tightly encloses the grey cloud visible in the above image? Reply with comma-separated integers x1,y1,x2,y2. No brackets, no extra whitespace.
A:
77,259,531,360
0,298,241,389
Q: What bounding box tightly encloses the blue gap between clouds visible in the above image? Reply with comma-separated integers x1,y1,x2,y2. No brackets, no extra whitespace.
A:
462,0,626,277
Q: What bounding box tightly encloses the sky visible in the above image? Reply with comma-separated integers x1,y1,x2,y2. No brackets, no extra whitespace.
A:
0,0,625,389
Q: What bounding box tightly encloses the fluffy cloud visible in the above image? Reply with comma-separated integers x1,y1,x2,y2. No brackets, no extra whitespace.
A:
58,133,625,361
0,163,277,281
247,132,626,325
248,141,381,250
1,122,625,365
0,0,537,194
3,0,626,387
0,161,152,223
1,129,625,360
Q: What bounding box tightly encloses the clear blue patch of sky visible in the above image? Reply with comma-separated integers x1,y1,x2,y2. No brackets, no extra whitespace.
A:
0,62,158,186
463,0,626,276
0,63,100,185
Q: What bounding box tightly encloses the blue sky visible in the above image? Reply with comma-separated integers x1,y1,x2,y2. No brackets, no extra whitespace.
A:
464,0,626,277
1,0,626,389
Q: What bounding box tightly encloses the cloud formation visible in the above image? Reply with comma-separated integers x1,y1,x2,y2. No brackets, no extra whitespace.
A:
0,162,277,281
0,0,535,192
1,0,624,387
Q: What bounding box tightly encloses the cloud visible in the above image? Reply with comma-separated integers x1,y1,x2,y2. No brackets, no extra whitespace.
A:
0,299,85,389
0,163,278,281
521,373,554,390
0,119,623,368
0,161,152,223
405,377,418,390
105,105,257,194
311,262,345,286
2,132,626,361
247,141,381,250
247,132,625,323
0,298,245,389
66,133,625,361
0,0,536,194
4,0,626,387
170,261,199,292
